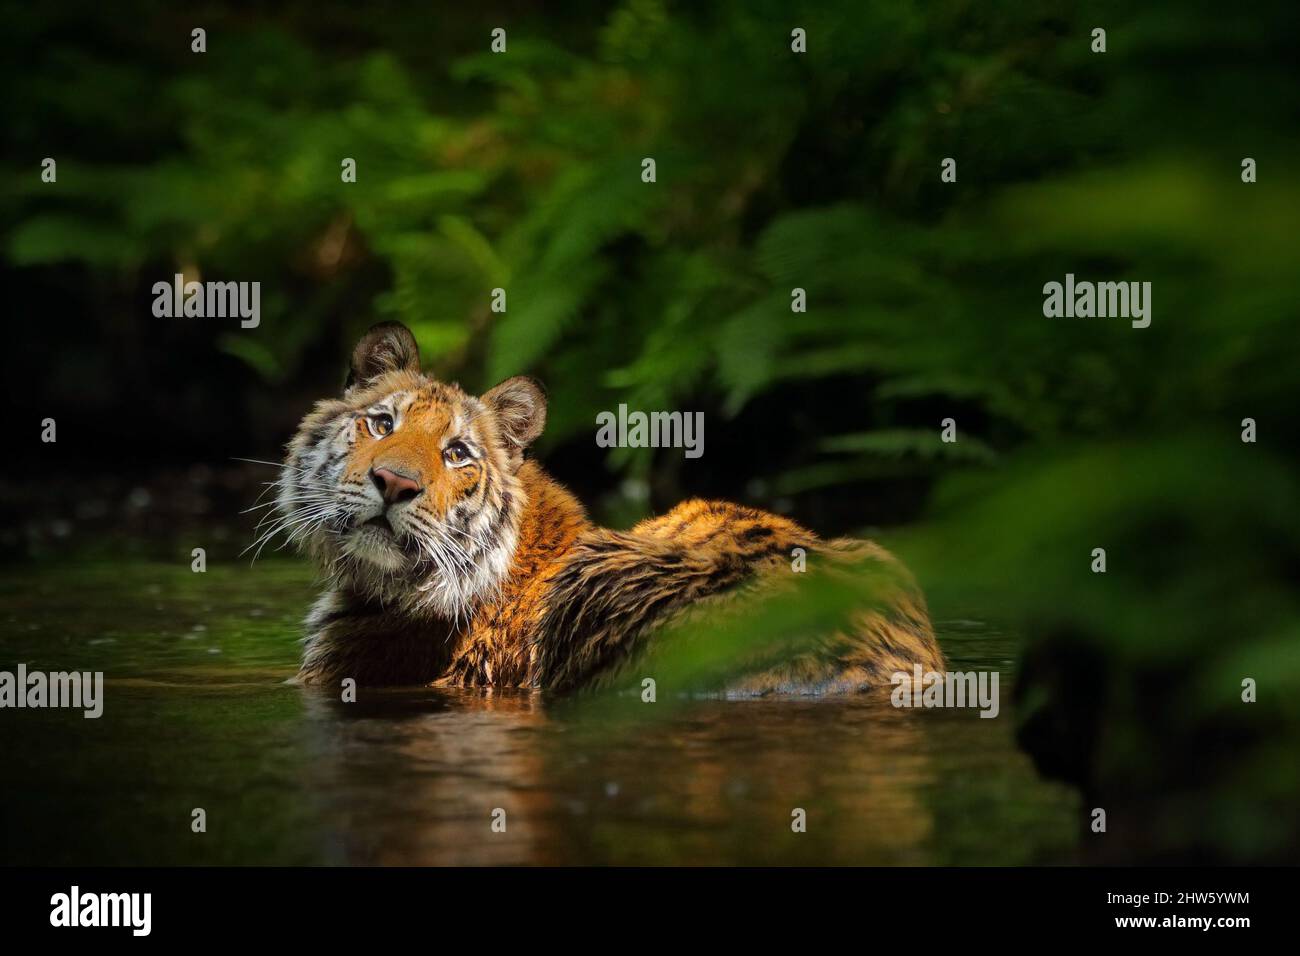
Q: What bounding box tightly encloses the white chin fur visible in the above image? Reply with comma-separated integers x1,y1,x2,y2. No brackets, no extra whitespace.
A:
347,527,407,572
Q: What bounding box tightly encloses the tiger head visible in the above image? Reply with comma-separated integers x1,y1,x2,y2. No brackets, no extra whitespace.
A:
270,321,546,620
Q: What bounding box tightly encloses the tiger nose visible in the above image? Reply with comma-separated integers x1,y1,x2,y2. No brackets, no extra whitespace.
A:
370,467,422,504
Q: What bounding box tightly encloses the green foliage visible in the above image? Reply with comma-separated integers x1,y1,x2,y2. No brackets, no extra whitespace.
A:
4,0,1297,861
6,1,1294,469
902,435,1300,862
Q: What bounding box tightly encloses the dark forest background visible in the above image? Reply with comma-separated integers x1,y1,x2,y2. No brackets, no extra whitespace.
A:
3,0,1299,861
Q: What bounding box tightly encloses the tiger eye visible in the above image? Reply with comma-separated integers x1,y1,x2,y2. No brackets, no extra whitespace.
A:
371,413,394,436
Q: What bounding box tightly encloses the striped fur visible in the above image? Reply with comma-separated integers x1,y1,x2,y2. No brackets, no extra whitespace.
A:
270,323,944,692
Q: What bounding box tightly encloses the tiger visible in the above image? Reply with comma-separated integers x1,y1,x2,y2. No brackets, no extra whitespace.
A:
270,321,944,693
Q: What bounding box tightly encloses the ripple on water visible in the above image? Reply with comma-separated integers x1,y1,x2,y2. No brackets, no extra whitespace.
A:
0,560,1079,865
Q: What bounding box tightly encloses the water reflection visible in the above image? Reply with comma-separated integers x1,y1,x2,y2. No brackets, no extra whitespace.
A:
0,562,1079,866
294,681,1065,865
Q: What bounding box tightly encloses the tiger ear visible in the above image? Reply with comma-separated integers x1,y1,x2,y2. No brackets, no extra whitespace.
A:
345,322,421,391
482,376,547,469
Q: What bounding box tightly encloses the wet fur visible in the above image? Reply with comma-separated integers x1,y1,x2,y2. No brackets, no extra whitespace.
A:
274,323,944,693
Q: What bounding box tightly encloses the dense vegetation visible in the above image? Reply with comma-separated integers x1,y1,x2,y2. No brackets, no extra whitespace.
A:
5,0,1297,861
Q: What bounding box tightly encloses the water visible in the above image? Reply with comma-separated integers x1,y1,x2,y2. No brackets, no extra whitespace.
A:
0,560,1079,865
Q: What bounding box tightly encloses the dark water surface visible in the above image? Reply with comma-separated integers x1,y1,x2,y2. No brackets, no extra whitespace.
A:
0,561,1078,865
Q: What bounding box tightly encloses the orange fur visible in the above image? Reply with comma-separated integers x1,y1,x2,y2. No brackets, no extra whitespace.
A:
275,322,944,692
